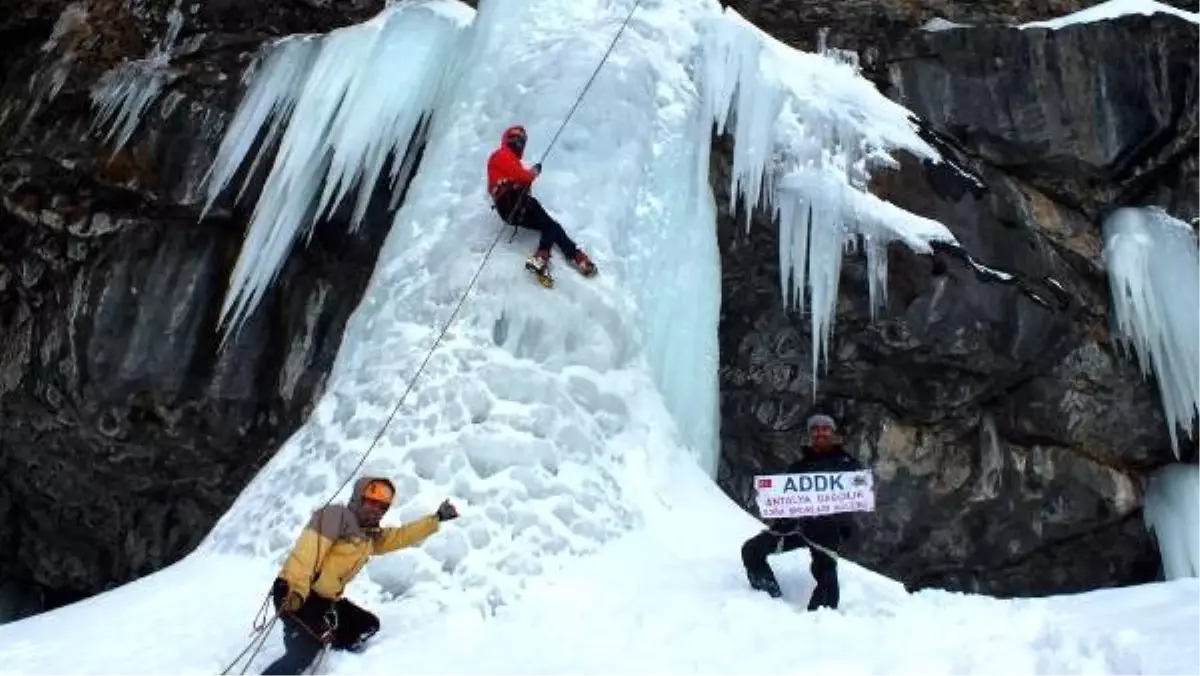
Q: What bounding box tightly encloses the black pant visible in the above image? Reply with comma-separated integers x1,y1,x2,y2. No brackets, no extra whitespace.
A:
494,188,579,259
261,580,380,675
741,529,840,611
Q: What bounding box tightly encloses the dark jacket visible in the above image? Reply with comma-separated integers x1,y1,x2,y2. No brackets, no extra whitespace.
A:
768,445,863,547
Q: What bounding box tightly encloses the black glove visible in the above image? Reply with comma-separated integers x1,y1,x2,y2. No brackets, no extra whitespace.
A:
531,162,542,176
272,578,306,613
436,498,459,522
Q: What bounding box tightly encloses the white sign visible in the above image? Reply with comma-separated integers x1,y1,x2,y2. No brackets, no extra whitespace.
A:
753,470,876,519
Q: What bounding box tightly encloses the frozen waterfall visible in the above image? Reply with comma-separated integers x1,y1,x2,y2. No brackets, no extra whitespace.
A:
197,0,968,614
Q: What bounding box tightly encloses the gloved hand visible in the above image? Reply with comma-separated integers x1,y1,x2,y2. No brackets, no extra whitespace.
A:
531,162,542,177
274,578,306,613
436,498,459,522
284,588,306,613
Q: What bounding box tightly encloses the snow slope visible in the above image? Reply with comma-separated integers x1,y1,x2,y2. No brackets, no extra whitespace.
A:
2,0,1198,674
0,463,1196,675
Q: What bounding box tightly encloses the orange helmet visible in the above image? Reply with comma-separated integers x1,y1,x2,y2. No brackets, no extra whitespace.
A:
361,479,395,505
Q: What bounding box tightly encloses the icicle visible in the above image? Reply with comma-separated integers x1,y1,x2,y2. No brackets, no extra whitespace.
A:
864,232,889,320
700,7,961,396
200,1,472,342
776,190,808,313
727,47,784,230
1102,206,1200,455
89,0,184,152
201,35,321,219
805,175,846,387
90,64,173,151
1143,463,1200,580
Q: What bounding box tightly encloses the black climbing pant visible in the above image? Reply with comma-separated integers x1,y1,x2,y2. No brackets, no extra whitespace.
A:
494,188,579,259
741,528,841,611
261,581,380,675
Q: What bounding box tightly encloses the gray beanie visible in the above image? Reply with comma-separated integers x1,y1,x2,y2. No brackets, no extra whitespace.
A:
807,414,837,431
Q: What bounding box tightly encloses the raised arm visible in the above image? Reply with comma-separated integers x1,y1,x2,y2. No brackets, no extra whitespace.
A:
375,514,441,554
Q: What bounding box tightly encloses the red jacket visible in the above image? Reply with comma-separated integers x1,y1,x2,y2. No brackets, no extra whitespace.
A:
487,140,536,200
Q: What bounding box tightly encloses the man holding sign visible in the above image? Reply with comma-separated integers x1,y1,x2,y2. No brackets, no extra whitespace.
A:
741,414,866,611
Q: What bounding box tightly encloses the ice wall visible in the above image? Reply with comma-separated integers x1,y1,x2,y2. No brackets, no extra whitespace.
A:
1102,207,1200,455
1144,463,1200,580
201,0,725,614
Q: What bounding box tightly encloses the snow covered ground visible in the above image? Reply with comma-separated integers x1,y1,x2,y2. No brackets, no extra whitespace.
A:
0,463,1196,675
2,0,1198,673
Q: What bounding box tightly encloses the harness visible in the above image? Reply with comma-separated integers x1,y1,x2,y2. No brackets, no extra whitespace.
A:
489,178,523,203
488,179,531,243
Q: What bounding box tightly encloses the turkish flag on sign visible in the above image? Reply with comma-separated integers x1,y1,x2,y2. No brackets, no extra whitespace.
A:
757,478,772,489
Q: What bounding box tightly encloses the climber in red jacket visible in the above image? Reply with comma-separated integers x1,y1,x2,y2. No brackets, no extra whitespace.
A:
487,125,597,280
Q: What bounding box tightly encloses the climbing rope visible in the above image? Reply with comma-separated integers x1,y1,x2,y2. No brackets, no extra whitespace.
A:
505,0,643,241
219,593,280,674
217,222,510,674
540,0,644,165
766,523,840,561
222,1,644,671
324,0,643,506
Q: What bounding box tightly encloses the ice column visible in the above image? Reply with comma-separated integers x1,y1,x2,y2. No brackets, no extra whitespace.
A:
1144,463,1199,580
1102,207,1200,455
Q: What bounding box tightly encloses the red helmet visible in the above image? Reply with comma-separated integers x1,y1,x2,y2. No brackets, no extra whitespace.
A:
502,125,527,145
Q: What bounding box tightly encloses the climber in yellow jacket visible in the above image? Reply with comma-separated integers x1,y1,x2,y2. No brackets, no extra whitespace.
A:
261,476,459,675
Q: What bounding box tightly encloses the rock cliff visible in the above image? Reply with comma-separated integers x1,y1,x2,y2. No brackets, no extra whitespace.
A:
716,4,1198,595
0,0,400,617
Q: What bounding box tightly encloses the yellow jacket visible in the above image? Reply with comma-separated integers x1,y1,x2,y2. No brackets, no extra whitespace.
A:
278,502,440,601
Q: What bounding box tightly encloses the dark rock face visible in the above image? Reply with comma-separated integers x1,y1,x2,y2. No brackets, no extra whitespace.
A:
0,0,399,617
883,15,1200,223
723,0,1199,63
715,11,1197,596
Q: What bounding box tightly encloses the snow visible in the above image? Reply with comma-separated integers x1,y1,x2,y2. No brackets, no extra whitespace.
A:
1019,0,1200,29
1144,463,1200,581
4,0,1198,673
1101,206,1200,455
1,467,1197,674
922,17,969,31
